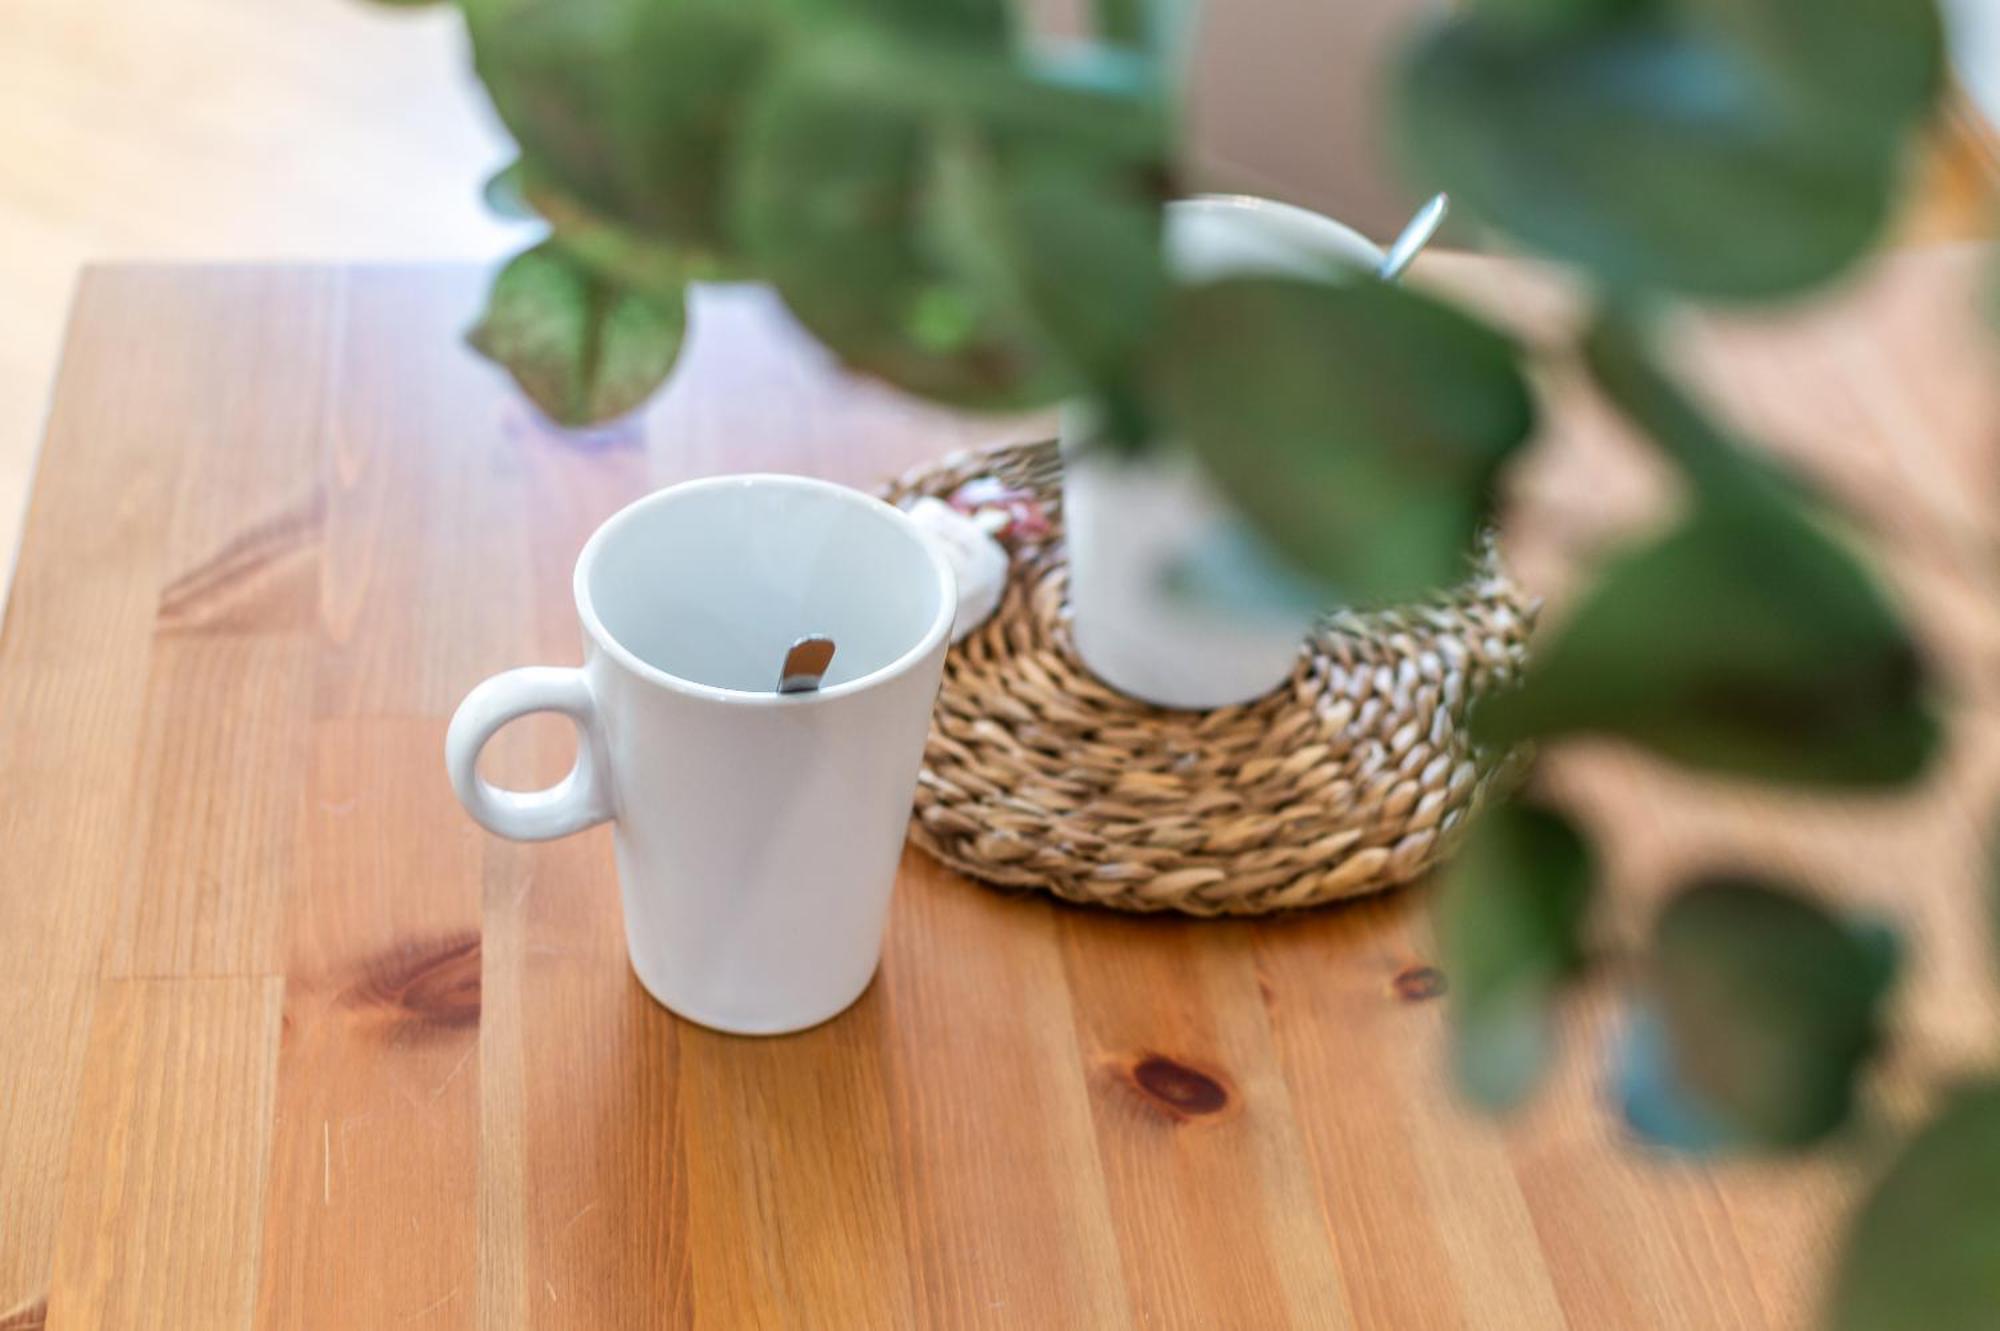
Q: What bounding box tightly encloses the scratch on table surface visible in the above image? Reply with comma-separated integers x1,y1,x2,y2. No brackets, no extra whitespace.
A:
322,1120,331,1205
557,1199,601,1240
431,1040,476,1100
546,1281,558,1305
401,1286,461,1322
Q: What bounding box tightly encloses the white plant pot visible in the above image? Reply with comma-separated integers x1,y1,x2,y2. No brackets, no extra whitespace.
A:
1062,195,1385,710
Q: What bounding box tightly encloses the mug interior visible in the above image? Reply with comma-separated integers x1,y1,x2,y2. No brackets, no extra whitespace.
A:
579,477,951,696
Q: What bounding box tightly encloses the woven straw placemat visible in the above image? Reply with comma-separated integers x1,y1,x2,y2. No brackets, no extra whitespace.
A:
883,439,1537,916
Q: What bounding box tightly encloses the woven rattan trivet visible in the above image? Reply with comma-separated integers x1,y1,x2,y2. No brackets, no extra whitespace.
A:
882,439,1537,916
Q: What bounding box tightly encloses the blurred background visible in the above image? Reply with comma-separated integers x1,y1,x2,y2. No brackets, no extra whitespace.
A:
2,0,1995,609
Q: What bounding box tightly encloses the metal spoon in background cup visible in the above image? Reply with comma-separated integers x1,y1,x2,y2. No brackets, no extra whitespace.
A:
778,635,837,694
1376,193,1450,283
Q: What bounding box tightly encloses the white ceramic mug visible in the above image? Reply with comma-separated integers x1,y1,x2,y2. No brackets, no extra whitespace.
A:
1063,195,1384,709
445,475,955,1035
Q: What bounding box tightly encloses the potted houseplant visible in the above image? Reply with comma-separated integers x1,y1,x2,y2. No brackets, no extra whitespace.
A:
448,0,1536,708
381,0,1994,1322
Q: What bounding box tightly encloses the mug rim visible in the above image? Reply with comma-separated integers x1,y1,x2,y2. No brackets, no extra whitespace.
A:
1170,193,1385,268
572,472,957,707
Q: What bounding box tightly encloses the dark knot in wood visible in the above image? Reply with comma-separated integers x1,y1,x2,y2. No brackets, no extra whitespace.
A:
342,931,482,1038
1392,965,1448,1002
1131,1055,1230,1117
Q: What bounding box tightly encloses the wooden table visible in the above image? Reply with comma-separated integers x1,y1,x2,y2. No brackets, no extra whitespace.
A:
3,255,1997,1329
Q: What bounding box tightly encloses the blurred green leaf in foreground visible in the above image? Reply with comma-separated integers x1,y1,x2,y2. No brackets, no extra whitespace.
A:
1436,801,1595,1112
732,33,1168,411
1155,276,1536,606
1475,320,1940,790
1829,1082,2000,1331
1642,878,1898,1150
1397,0,1942,301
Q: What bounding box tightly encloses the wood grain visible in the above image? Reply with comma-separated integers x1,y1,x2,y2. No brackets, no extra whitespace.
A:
878,849,1131,1329
252,720,485,1330
47,977,284,1328
1255,895,1563,1330
1,253,1996,1328
0,0,525,611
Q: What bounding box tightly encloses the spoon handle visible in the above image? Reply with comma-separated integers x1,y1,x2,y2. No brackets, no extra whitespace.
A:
778,635,837,694
1377,193,1450,282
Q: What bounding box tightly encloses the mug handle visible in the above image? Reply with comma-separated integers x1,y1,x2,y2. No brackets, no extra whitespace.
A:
445,667,614,841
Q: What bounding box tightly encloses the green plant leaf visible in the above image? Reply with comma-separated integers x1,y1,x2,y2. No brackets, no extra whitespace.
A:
1396,11,1902,299
1151,275,1535,605
462,0,778,253
927,124,1167,396
520,174,730,301
1087,0,1196,84
1477,334,1939,788
731,34,1168,410
932,52,1169,393
1989,812,2000,985
1686,0,1944,136
1647,877,1897,1149
468,243,687,426
731,44,1055,407
1436,801,1595,1113
1829,1082,2000,1330
1582,309,1829,507
1476,498,1939,786
1616,1005,1745,1153
1474,0,1648,34
1091,0,1151,45
832,0,1013,48
1484,314,1943,785
483,155,731,301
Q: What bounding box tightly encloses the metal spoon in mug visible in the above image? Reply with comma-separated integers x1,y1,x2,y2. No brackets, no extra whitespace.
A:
1376,193,1449,283
778,635,837,694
